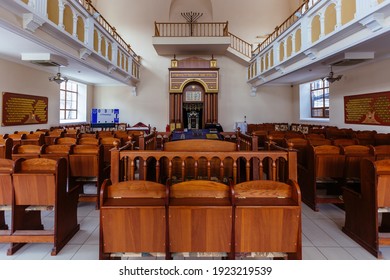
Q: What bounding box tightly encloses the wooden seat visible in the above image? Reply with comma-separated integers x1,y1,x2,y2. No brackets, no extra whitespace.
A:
99,179,168,259
5,158,80,255
45,130,65,145
308,138,331,146
11,144,41,160
234,179,302,259
332,138,359,147
168,180,234,259
21,133,45,146
69,144,105,208
7,133,26,146
77,137,100,145
0,159,14,234
300,145,345,211
343,159,390,258
0,138,13,159
54,136,77,145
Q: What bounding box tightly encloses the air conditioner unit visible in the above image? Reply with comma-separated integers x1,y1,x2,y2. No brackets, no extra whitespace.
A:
21,53,68,67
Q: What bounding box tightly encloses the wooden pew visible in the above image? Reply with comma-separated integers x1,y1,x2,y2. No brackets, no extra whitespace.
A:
299,145,345,211
0,138,13,159
0,159,14,235
341,145,375,188
168,180,234,259
69,144,105,209
99,179,168,260
233,179,302,259
374,145,390,160
77,137,100,145
11,144,41,160
342,159,390,258
5,158,80,255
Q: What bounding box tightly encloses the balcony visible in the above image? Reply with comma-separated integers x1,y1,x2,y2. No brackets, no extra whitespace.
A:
153,21,252,65
248,0,390,87
0,0,140,86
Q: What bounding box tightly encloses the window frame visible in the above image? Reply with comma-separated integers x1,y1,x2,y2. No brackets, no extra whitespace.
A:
310,78,329,118
60,81,79,121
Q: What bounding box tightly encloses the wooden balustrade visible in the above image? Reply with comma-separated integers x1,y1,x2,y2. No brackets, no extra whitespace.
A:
154,22,229,37
110,149,297,185
228,33,252,58
252,0,321,54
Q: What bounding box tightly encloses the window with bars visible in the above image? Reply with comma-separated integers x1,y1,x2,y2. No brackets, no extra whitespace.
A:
310,78,329,118
60,81,78,120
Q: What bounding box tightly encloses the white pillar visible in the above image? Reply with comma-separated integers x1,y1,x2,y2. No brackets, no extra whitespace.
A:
58,0,65,30
72,14,78,38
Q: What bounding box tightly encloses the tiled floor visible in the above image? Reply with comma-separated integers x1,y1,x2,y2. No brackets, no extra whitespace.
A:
1,200,389,260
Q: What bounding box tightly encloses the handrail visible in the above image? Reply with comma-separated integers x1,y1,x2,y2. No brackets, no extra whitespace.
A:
252,0,321,55
78,0,140,61
228,32,252,58
154,21,229,37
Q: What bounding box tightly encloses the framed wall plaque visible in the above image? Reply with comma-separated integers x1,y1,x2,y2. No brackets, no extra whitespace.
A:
2,92,48,126
344,91,390,126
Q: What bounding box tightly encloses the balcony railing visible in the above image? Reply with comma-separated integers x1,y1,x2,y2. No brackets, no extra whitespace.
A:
154,21,229,37
154,21,252,58
252,0,321,55
78,0,139,61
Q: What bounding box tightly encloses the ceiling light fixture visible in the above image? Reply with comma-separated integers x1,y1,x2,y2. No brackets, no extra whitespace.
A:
325,66,342,83
49,67,68,84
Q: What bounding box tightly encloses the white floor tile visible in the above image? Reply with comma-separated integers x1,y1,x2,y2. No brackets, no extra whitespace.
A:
302,246,327,260
71,244,99,260
302,218,340,247
317,247,354,260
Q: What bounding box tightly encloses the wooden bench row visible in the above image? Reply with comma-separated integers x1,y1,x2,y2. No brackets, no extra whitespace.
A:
9,144,107,209
296,144,390,211
0,158,80,255
99,179,301,260
342,159,390,258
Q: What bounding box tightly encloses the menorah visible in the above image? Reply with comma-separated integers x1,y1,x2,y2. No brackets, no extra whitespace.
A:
181,11,203,36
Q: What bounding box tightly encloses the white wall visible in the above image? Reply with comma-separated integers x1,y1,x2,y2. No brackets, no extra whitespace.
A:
291,58,390,133
0,58,60,134
92,0,295,131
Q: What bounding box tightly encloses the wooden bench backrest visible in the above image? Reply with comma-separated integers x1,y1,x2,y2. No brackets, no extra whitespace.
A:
374,145,390,160
332,138,359,147
103,180,166,199
55,137,77,145
342,145,375,178
234,180,295,199
308,138,332,146
12,144,41,160
0,159,14,205
78,137,100,145
375,159,390,208
12,158,63,206
164,139,236,152
0,138,13,159
69,144,102,177
170,180,230,198
312,145,345,178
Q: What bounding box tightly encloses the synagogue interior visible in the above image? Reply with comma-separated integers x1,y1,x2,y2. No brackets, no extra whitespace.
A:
0,0,390,261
